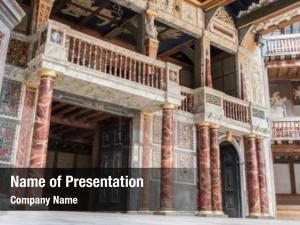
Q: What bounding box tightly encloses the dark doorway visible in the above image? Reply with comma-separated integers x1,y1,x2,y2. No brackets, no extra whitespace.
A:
96,117,131,211
220,141,242,218
46,100,131,211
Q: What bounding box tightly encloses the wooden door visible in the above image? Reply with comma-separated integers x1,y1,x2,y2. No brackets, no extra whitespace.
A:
96,117,131,211
221,143,242,218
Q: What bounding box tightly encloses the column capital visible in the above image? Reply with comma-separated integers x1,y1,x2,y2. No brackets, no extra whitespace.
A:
25,80,38,90
160,103,175,110
245,133,256,139
209,124,219,129
196,122,210,128
143,111,153,116
38,69,57,80
256,135,265,141
146,9,158,18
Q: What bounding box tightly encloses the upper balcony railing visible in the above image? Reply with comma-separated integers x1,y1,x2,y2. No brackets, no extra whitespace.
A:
263,34,300,57
272,117,300,141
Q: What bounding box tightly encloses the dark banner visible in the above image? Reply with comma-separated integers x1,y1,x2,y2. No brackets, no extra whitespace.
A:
0,168,197,212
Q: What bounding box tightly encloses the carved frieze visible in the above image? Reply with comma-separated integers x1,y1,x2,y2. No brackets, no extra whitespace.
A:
206,93,222,106
36,0,54,31
177,122,193,149
252,108,265,120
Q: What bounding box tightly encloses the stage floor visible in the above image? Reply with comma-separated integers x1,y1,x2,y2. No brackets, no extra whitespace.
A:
0,212,299,225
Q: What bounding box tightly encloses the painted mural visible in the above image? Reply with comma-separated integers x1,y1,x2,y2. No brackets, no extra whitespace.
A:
0,118,17,164
0,79,22,118
269,80,300,117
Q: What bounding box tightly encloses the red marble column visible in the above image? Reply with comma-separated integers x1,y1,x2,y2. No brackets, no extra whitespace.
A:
244,134,261,217
140,112,152,211
30,69,57,168
160,104,175,211
15,85,37,167
210,124,223,214
196,122,212,214
256,136,269,216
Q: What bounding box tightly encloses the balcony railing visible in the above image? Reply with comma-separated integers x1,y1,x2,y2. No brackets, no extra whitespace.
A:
178,87,194,113
272,118,300,141
66,35,167,91
264,34,300,57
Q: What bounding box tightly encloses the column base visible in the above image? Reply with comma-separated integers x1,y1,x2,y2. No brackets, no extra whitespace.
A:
154,208,176,216
138,209,153,214
246,213,274,219
195,210,227,217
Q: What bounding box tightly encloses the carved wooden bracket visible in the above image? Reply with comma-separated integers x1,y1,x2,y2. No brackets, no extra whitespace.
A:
36,0,54,31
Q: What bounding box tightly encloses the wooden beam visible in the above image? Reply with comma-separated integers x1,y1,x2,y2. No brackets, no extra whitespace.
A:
199,0,235,11
237,0,300,29
180,46,194,63
83,111,105,121
79,0,110,26
49,134,91,145
55,106,78,117
104,15,138,39
289,162,296,194
258,15,300,35
52,0,70,14
70,108,93,120
159,40,194,58
51,115,96,129
89,114,112,122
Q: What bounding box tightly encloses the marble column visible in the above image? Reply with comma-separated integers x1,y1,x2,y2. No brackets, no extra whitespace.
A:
244,134,261,217
160,104,175,211
30,69,57,168
256,136,269,216
140,112,152,211
15,84,37,167
210,124,223,214
196,122,212,214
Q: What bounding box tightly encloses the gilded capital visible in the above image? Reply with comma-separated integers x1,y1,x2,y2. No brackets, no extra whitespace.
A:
160,103,175,110
245,133,256,139
38,69,57,80
146,9,158,18
196,122,210,128
209,124,219,129
256,135,264,141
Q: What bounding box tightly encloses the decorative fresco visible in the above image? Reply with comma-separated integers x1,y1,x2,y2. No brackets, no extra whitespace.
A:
177,122,193,150
175,151,195,184
6,38,29,68
0,79,22,118
269,80,300,117
153,116,162,144
0,118,17,164
291,81,300,105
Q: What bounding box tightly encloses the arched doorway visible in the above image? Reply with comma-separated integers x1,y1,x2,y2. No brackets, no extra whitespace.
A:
220,141,242,218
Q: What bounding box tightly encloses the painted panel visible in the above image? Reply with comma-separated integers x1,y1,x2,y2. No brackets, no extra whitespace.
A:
294,164,300,194
0,118,18,164
0,79,22,118
153,116,162,144
274,164,291,194
176,122,193,149
269,80,300,117
175,151,195,185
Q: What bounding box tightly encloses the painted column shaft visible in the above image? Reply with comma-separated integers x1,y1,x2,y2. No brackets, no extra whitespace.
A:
140,113,152,210
30,70,56,168
245,135,261,216
160,105,174,210
196,123,212,212
210,125,223,213
256,137,269,215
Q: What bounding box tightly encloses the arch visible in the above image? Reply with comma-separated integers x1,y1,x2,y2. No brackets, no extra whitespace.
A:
219,137,246,218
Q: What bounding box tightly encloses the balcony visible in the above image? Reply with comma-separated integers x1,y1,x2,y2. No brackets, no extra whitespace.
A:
9,20,182,111
272,117,300,143
177,87,269,136
264,34,300,58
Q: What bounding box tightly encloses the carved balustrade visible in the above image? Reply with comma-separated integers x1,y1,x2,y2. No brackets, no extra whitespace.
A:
264,34,300,57
272,118,300,141
178,86,194,113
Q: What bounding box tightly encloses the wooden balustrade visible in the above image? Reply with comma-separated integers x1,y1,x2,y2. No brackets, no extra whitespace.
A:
223,99,249,123
178,90,194,113
265,34,300,56
66,35,167,90
272,119,300,139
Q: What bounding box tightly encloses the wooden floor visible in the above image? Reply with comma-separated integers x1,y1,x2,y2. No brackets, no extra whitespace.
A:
276,194,300,220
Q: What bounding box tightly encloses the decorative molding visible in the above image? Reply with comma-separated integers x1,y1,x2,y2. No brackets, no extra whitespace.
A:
36,0,54,31
252,107,265,120
206,93,222,106
215,7,235,27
